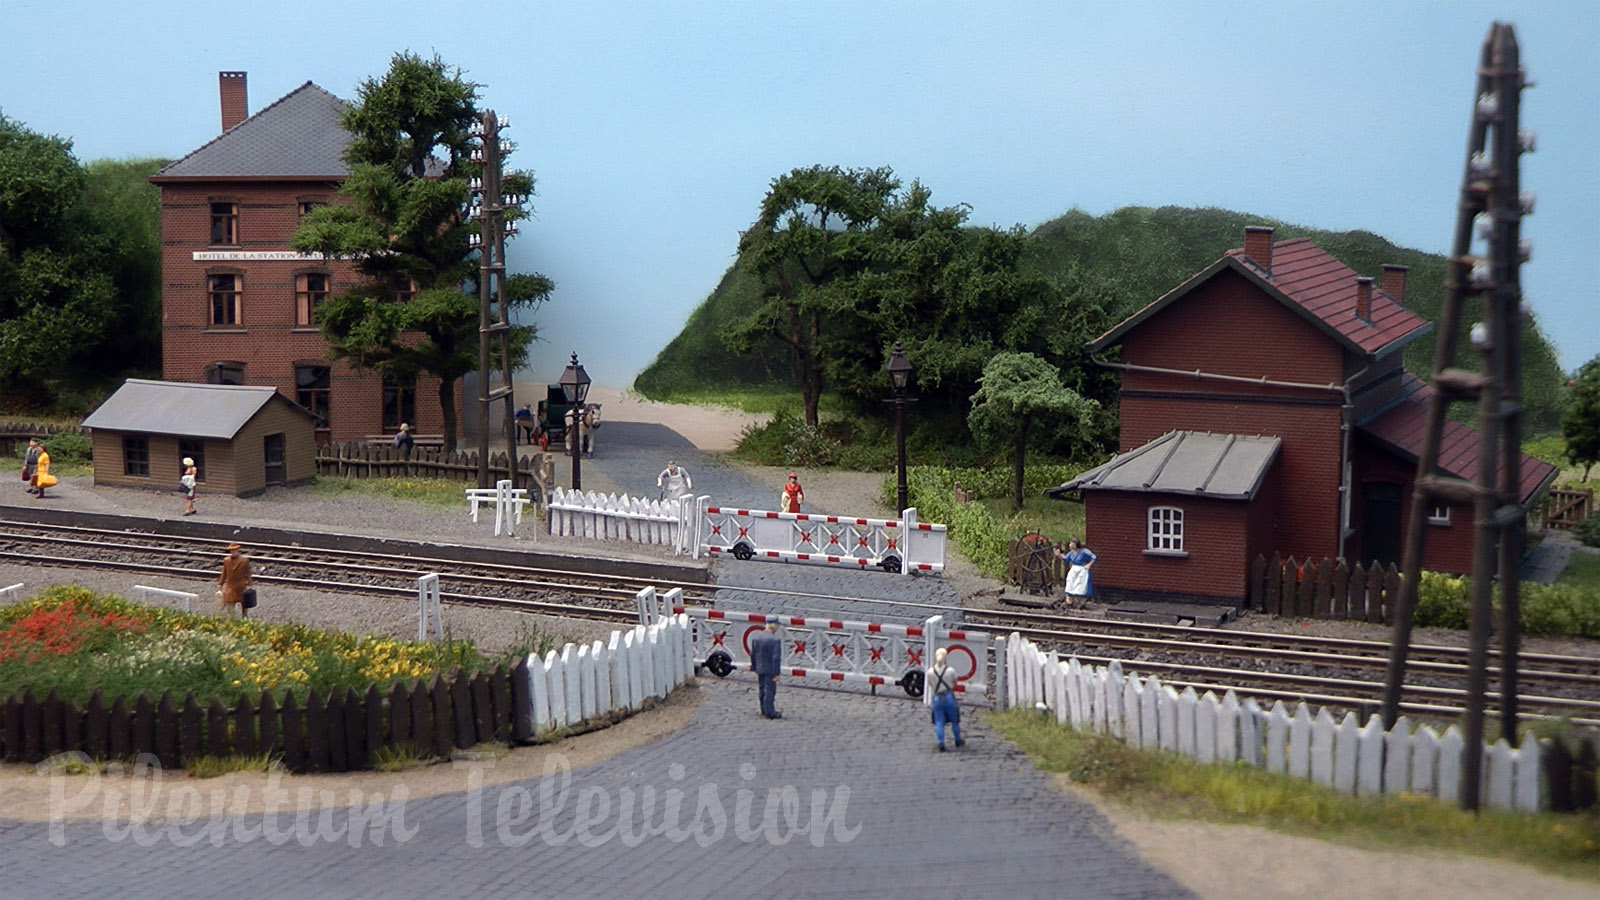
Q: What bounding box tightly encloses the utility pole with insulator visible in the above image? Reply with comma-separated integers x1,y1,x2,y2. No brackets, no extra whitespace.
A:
468,111,523,491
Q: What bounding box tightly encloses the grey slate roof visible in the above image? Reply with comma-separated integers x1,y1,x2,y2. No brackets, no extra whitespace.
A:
154,82,350,179
1046,431,1281,501
82,379,314,440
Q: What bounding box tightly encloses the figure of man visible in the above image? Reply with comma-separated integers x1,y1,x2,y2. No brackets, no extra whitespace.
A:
218,542,253,618
394,423,415,457
22,439,40,493
749,621,783,719
657,460,693,502
514,404,534,444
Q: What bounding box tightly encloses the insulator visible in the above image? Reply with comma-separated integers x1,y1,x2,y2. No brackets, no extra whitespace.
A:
1519,239,1532,263
1467,152,1492,179
505,221,519,235
1469,258,1493,291
467,233,482,247
1469,321,1489,349
498,116,510,130
1475,92,1499,120
469,177,483,192
1519,192,1535,216
1519,129,1536,153
1474,215,1494,242
1519,299,1533,319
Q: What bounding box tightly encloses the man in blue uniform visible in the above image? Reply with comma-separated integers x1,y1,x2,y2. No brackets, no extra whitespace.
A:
749,621,783,719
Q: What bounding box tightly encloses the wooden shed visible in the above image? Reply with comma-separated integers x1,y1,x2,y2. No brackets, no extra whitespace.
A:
82,379,318,497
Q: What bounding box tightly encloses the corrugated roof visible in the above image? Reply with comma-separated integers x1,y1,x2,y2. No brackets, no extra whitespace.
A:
81,379,313,439
154,82,350,179
1046,431,1281,500
1357,374,1558,506
1091,237,1431,357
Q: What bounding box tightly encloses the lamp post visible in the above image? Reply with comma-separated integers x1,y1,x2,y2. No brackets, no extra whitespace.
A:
558,352,591,492
887,341,913,515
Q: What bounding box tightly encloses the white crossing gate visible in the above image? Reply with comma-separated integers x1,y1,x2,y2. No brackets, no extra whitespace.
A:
690,497,946,575
635,588,985,698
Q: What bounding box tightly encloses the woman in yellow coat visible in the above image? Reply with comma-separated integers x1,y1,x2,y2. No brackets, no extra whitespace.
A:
31,447,56,498
217,542,253,617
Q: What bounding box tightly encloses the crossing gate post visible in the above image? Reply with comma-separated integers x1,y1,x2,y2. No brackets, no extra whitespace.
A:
994,636,1008,709
416,574,443,640
923,615,941,705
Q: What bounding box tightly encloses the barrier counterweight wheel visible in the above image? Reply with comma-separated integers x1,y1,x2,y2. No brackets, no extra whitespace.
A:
900,669,925,698
705,650,733,678
732,543,755,561
880,555,902,574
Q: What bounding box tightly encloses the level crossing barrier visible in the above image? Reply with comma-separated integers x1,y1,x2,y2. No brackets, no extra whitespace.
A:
688,497,946,575
547,487,690,552
636,587,986,699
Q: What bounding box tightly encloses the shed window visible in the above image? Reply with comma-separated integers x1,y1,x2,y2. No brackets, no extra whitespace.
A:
1148,506,1185,552
179,440,206,482
296,365,331,429
1428,504,1451,525
209,274,242,326
123,436,149,476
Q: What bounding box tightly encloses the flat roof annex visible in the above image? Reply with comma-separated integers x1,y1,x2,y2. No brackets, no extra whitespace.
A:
82,379,315,440
1046,431,1281,501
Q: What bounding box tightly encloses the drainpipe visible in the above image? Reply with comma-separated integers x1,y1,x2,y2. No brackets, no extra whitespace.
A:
1091,354,1368,560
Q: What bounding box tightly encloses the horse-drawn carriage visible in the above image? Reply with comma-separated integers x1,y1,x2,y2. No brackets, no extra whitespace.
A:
530,385,601,456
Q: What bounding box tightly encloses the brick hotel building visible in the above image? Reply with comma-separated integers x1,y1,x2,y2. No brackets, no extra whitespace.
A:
151,72,458,444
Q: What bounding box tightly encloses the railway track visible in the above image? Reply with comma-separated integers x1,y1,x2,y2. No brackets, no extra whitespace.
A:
964,607,1600,727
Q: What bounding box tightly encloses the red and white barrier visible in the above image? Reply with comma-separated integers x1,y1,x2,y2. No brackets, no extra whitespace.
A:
635,587,986,698
690,497,946,575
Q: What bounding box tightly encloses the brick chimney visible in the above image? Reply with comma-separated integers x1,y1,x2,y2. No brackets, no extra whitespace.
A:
1243,226,1274,274
1355,276,1374,321
1381,264,1409,305
219,71,248,132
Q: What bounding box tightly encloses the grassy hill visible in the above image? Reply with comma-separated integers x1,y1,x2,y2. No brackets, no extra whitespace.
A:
636,205,1568,434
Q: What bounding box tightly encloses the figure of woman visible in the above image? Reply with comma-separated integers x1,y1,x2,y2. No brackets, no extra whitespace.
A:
779,472,804,514
180,457,198,516
31,447,55,499
1058,539,1097,603
217,542,253,617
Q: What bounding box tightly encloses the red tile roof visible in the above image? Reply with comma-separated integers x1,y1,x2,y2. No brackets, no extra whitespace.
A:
1225,238,1430,355
1358,375,1558,506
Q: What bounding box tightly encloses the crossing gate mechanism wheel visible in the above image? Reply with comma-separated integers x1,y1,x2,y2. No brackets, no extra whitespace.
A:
705,650,734,678
732,542,755,561
899,669,925,698
880,555,902,574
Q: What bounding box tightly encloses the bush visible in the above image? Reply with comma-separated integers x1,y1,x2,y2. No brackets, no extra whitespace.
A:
1573,512,1600,549
1406,570,1600,638
43,431,92,463
733,409,841,468
1412,571,1471,630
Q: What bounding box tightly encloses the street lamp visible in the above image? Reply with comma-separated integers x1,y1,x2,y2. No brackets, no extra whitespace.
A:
558,351,591,492
886,341,913,515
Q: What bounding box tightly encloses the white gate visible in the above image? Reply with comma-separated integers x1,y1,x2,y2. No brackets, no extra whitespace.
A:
690,497,946,575
636,588,986,699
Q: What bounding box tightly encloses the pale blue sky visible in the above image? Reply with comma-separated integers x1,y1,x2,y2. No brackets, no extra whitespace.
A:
6,1,1597,385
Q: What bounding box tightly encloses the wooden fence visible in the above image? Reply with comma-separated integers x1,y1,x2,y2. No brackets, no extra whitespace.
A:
547,487,687,551
315,441,554,491
1003,631,1596,812
1544,487,1595,530
1249,553,1398,623
0,662,532,772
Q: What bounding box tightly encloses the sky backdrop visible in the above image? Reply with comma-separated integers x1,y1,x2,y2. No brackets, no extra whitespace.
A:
7,0,1598,386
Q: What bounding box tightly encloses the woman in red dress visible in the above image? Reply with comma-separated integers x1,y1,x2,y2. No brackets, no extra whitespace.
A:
780,472,804,513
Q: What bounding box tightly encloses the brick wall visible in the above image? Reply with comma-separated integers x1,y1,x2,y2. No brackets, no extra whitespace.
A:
158,180,462,443
1352,435,1474,575
1086,493,1254,602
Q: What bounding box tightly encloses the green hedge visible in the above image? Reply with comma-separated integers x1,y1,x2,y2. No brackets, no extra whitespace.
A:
1410,570,1600,638
887,463,1087,578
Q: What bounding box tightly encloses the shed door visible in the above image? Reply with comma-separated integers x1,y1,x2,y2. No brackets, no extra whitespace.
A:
1360,482,1403,568
263,433,286,486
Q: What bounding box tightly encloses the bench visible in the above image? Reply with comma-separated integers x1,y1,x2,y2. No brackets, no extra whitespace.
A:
465,487,532,525
366,433,446,449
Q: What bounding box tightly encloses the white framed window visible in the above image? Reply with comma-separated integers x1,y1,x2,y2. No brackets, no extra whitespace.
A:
1148,506,1184,552
1428,504,1451,525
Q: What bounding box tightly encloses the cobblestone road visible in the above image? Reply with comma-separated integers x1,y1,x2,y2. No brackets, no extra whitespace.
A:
0,679,1190,899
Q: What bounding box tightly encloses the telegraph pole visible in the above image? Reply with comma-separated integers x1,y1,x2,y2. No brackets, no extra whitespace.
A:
469,111,522,491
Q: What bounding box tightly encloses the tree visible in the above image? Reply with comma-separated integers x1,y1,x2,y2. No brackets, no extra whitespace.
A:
725,165,900,427
1563,355,1600,480
968,352,1099,509
81,157,168,374
290,52,553,449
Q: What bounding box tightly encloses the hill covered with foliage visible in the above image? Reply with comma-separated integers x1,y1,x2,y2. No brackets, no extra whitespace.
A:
635,204,1568,439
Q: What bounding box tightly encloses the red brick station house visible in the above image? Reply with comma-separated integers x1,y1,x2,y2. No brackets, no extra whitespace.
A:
150,72,456,445
1050,226,1557,607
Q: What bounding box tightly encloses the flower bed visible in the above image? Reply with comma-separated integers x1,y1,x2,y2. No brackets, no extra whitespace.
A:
0,586,522,706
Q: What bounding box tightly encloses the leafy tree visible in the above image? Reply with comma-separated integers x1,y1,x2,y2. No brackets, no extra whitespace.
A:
0,113,126,393
81,158,167,374
290,52,553,449
1563,356,1600,480
967,352,1099,509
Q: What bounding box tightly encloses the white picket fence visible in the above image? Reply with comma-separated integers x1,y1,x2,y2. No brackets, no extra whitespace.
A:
545,487,689,551
523,605,695,732
1004,632,1545,812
